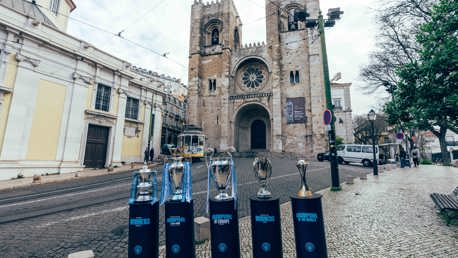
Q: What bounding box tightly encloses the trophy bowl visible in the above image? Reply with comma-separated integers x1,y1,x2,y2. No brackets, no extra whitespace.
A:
136,164,153,202
253,156,272,199
296,159,312,197
211,158,232,200
168,158,185,201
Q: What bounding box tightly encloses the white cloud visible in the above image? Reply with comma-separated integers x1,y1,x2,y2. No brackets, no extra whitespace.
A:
67,0,383,115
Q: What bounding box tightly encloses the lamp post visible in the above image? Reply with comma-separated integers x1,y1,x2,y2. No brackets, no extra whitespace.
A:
367,109,378,176
297,7,344,191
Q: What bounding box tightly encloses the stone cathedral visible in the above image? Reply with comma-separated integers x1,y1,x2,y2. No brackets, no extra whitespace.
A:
187,0,328,157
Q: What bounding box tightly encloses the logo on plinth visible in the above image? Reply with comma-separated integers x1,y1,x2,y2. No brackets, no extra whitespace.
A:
261,242,271,252
171,244,181,254
218,242,228,253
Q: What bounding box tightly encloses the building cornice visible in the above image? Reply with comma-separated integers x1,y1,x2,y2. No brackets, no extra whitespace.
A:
65,0,77,12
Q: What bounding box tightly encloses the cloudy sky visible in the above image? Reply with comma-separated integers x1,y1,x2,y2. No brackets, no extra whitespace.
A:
67,0,388,115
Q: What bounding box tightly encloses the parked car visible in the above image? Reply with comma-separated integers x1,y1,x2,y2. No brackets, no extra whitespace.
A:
337,144,379,167
317,152,330,161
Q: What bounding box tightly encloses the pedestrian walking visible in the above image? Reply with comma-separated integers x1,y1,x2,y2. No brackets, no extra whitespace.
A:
144,148,149,163
149,147,154,162
399,146,407,168
412,146,420,167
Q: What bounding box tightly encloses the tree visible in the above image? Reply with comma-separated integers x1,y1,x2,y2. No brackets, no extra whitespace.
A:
385,0,458,164
360,0,435,95
353,113,389,144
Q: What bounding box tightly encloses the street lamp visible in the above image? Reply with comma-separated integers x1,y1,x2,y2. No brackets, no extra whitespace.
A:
367,109,378,176
296,7,344,191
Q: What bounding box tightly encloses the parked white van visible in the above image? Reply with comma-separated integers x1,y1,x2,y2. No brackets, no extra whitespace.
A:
337,144,379,167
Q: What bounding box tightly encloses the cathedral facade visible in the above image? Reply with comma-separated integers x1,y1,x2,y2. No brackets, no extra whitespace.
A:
187,0,328,157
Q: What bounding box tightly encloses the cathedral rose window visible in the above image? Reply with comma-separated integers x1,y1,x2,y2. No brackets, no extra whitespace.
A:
242,67,264,89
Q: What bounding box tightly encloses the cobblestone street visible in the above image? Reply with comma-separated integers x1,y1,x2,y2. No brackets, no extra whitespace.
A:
188,165,458,257
0,157,368,257
3,161,455,257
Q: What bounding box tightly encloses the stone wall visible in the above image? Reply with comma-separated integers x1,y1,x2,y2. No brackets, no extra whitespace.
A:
187,0,328,158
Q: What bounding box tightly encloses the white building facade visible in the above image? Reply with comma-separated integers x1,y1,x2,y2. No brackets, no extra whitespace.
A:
0,0,184,180
331,81,354,144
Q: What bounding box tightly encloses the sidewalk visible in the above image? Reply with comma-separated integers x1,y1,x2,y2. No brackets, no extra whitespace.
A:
0,162,160,191
173,165,457,257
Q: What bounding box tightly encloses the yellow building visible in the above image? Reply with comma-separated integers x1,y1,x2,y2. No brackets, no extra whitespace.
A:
0,0,185,180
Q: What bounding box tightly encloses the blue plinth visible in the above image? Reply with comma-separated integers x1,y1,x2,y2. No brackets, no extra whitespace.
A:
250,197,283,258
165,200,195,258
291,194,327,258
128,201,159,258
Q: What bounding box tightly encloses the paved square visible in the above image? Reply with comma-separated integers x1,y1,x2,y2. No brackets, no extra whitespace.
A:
184,166,458,257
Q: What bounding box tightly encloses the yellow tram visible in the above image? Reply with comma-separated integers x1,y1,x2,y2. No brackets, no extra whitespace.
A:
177,125,206,160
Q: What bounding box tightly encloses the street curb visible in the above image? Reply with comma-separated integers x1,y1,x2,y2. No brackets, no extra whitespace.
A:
0,162,163,191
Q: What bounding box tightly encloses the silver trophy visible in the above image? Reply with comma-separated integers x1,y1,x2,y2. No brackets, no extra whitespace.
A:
210,153,233,200
168,157,185,201
253,156,272,198
296,160,312,197
135,163,155,202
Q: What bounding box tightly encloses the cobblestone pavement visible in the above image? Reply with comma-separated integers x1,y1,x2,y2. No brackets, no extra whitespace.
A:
0,157,369,257
185,165,458,258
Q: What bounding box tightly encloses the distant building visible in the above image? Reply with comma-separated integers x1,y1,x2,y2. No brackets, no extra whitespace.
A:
331,81,354,143
0,0,185,179
161,95,187,147
421,130,458,163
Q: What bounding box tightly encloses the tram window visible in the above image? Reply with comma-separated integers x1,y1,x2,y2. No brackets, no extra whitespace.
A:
192,136,199,146
178,137,183,147
185,136,191,145
199,136,205,146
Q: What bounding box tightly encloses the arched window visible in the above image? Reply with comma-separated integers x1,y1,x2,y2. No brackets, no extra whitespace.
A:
234,28,240,49
211,29,219,45
204,19,223,46
288,9,298,31
295,71,300,83
290,71,295,84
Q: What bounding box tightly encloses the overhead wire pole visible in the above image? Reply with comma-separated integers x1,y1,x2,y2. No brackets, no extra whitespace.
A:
298,7,344,191
318,12,341,191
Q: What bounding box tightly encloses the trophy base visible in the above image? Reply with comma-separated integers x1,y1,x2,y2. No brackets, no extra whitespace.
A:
128,201,159,258
214,192,231,201
209,198,240,258
290,194,327,258
170,190,184,201
250,197,283,258
165,200,195,258
256,188,272,199
135,195,153,202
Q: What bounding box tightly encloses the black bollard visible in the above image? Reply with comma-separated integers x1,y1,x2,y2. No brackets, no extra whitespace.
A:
128,201,159,258
250,197,283,258
291,194,327,258
165,200,195,258
209,198,240,258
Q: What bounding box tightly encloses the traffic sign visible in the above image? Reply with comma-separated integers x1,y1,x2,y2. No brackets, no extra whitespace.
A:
323,109,332,125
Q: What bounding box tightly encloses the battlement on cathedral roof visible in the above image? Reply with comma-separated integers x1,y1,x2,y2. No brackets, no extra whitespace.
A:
240,42,266,49
193,0,225,7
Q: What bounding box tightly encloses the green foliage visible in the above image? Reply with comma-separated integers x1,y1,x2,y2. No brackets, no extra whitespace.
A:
420,159,433,165
384,0,458,164
336,136,344,146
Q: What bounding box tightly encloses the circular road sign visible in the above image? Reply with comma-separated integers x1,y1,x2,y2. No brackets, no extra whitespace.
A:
323,109,332,125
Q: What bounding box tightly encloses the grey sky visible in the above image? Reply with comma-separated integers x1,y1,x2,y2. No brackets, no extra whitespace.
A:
67,0,386,115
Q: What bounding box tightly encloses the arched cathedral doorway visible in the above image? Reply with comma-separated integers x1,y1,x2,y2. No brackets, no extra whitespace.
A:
234,104,270,152
251,120,266,149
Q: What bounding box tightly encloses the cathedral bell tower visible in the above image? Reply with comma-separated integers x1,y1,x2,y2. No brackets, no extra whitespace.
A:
187,0,242,149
